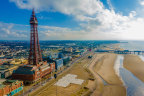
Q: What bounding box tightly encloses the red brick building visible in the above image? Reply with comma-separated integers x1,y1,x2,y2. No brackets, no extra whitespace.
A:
12,62,55,83
0,80,23,96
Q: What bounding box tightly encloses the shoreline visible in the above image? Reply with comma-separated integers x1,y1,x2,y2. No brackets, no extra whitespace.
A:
89,53,126,96
114,55,125,86
96,54,123,84
124,54,144,82
97,54,126,96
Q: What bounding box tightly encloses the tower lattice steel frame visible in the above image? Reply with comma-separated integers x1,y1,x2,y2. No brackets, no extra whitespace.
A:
28,9,42,66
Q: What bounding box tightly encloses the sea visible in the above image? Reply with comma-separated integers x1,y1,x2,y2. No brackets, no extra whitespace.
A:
120,41,144,51
115,41,144,96
114,55,144,96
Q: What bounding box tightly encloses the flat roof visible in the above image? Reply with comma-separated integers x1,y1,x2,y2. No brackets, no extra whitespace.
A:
0,79,6,84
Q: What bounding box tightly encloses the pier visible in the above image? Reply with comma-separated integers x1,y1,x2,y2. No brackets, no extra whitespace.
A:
96,50,144,55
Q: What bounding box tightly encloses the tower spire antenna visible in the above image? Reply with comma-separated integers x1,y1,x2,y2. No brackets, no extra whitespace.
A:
32,8,35,16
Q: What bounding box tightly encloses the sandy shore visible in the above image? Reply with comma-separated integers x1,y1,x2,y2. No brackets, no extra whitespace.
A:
88,54,105,96
96,54,123,84
90,53,126,96
124,54,144,82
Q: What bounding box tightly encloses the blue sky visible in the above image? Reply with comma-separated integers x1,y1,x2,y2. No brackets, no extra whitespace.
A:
0,0,144,40
0,0,78,27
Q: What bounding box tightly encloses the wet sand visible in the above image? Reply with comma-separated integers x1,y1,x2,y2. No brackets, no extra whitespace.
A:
102,85,126,96
89,53,126,96
97,54,123,84
124,54,144,82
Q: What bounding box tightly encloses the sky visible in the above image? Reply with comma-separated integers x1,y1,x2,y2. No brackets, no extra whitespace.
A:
1,0,144,40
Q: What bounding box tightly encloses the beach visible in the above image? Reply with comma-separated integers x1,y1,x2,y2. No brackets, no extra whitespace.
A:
89,53,126,96
124,54,144,82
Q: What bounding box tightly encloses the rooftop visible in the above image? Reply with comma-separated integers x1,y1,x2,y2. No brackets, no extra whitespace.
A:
3,80,22,86
0,79,6,84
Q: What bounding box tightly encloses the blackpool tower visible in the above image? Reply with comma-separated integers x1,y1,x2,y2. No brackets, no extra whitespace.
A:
28,9,42,66
12,9,55,83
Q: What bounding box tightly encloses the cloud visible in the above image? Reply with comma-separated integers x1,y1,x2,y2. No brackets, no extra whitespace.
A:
107,0,114,10
39,26,88,40
140,0,144,5
9,0,144,40
0,22,28,40
10,0,103,15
